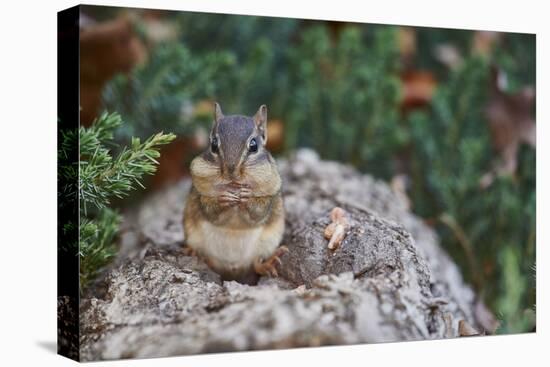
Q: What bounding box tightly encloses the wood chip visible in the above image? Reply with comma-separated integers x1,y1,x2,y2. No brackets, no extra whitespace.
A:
324,207,349,251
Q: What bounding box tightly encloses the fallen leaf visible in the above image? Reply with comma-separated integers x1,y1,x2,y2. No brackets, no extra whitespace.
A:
400,71,437,112
481,67,535,188
79,14,146,126
474,299,499,334
472,31,502,57
459,320,480,337
398,27,417,60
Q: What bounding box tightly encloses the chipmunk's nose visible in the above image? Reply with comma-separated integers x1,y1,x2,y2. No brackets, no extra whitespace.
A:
225,162,240,179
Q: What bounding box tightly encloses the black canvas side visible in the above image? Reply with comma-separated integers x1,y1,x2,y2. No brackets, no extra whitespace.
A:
57,4,80,362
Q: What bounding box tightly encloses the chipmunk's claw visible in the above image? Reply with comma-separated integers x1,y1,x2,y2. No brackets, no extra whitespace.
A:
276,245,289,256
237,188,252,206
219,191,240,207
239,188,252,199
253,246,289,277
219,185,253,207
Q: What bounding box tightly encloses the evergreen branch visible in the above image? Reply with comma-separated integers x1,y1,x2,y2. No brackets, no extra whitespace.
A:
58,111,176,290
78,112,176,213
78,207,121,289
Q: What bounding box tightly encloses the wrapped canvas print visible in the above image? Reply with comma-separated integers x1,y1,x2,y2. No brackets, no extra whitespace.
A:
57,4,536,362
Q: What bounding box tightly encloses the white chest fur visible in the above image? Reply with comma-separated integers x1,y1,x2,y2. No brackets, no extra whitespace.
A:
196,221,264,270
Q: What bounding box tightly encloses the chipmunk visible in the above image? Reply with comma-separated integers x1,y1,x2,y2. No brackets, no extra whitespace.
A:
183,103,287,281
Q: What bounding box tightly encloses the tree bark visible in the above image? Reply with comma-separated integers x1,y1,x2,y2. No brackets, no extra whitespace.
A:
80,149,491,361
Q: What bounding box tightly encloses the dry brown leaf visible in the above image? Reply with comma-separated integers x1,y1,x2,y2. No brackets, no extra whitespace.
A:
459,320,480,337
472,31,502,57
398,27,417,59
474,300,499,334
79,15,146,126
481,67,536,188
400,71,437,112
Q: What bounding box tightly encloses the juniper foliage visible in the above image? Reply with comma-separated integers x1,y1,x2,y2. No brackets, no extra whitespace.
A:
103,45,235,141
79,112,176,213
59,112,175,289
284,26,403,176
407,56,536,333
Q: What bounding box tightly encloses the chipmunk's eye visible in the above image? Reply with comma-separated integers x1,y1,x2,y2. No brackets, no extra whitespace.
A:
211,137,219,154
248,138,258,153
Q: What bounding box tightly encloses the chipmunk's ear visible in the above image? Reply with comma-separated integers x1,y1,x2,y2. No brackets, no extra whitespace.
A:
213,102,224,126
253,104,268,143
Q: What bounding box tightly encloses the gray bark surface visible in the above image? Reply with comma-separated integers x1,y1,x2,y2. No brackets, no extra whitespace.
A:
80,149,486,361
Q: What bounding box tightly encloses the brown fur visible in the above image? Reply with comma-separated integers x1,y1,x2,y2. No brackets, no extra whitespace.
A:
183,104,285,280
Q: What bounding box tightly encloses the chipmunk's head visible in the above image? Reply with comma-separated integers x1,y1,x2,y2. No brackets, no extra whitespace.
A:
203,102,272,181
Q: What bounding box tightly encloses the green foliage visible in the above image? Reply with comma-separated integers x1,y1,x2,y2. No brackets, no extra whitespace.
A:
79,112,176,214
103,44,236,140
78,207,121,288
407,57,536,333
284,26,403,176
408,57,492,218
493,33,536,92
59,112,175,290
103,17,297,142
58,127,79,208
175,12,297,59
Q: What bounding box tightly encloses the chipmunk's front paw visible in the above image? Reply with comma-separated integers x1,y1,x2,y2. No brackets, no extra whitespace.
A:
218,191,240,207
237,187,252,204
219,184,252,207
253,246,289,277
182,246,198,257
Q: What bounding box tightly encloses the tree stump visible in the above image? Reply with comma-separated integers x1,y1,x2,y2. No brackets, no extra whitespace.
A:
80,149,491,361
